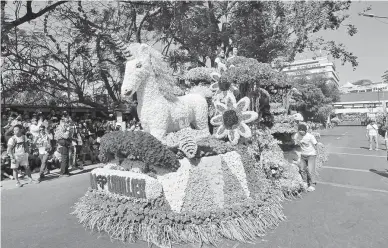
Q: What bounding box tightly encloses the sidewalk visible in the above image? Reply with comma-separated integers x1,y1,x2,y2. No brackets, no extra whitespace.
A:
1,162,104,190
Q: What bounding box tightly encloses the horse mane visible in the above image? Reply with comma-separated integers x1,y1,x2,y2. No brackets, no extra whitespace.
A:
133,44,181,101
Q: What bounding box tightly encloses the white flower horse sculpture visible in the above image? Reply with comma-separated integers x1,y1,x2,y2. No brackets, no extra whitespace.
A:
112,34,210,142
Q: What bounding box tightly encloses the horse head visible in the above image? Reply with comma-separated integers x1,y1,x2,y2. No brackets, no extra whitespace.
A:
111,33,180,101
122,45,157,98
111,34,154,98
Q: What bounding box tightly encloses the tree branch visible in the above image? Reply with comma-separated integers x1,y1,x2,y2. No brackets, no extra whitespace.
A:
3,1,69,34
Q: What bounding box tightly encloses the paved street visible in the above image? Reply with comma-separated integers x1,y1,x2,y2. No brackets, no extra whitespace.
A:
2,125,388,248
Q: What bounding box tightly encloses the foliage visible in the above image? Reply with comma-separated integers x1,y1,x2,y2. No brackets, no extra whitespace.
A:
98,131,180,173
222,57,288,91
185,67,217,84
290,75,340,122
316,105,334,124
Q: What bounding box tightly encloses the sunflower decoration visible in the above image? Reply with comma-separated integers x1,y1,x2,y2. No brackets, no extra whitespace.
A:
210,72,238,100
210,95,258,145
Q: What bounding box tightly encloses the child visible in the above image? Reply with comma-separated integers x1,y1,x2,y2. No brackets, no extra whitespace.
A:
7,124,39,187
292,123,318,192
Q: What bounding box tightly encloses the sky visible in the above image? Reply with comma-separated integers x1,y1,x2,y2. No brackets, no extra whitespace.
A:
298,1,388,86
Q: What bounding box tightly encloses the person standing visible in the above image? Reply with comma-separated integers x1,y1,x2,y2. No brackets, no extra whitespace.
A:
54,118,71,177
366,119,379,151
214,50,227,73
227,47,238,61
7,124,38,187
293,124,318,192
35,126,52,181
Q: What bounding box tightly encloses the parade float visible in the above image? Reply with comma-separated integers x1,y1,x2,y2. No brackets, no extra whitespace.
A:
72,34,324,247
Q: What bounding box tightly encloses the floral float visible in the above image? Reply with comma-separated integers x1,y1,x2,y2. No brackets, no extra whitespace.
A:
73,33,326,248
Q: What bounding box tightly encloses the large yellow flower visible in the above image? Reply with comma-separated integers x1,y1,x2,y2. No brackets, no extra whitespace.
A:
210,95,258,145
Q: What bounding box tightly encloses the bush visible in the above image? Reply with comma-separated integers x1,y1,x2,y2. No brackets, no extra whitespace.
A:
185,67,218,84
99,131,180,172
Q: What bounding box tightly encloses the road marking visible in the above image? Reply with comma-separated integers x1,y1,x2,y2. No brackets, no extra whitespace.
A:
328,152,386,158
331,146,386,150
317,181,388,194
336,137,341,140
322,166,371,173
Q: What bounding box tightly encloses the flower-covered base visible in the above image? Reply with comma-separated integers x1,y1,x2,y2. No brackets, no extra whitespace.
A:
72,188,285,247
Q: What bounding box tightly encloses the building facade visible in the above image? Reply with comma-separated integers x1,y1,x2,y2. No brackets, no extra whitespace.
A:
340,81,388,93
280,57,340,86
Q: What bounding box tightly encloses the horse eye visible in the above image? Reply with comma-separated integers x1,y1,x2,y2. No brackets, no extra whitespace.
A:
136,62,142,68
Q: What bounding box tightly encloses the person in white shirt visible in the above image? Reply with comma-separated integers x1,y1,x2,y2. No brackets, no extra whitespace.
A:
292,123,318,192
214,50,227,73
29,117,41,138
366,120,379,151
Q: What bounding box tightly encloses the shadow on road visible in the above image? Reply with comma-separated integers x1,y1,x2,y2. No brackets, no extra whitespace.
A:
369,169,388,179
39,166,99,183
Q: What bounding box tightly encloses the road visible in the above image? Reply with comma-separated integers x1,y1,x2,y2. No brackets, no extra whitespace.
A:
2,125,388,248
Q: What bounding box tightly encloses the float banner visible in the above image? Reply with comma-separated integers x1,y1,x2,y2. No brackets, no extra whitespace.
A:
89,168,163,199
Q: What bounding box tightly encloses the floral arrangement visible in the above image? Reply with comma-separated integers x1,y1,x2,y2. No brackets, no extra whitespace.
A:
74,149,288,247
184,67,218,84
99,131,180,173
73,42,328,248
211,95,258,145
72,187,285,247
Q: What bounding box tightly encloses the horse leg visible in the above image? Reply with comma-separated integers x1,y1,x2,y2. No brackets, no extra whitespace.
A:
191,103,210,139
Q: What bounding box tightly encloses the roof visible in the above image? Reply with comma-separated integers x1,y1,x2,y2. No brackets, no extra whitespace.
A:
340,91,388,102
340,82,354,88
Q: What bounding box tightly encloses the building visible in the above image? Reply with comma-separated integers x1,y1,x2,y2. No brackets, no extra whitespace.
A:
339,81,388,94
332,91,388,115
280,57,340,86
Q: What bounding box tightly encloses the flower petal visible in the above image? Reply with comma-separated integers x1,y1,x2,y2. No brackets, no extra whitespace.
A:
237,122,252,138
210,115,223,126
225,95,237,109
210,82,219,91
210,72,221,82
236,97,250,113
215,125,228,138
241,111,258,123
228,129,240,145
214,101,227,113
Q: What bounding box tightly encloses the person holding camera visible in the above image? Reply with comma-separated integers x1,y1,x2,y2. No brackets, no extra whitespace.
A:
54,118,71,177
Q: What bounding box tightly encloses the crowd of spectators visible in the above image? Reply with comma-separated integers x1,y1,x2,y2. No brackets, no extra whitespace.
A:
1,109,141,186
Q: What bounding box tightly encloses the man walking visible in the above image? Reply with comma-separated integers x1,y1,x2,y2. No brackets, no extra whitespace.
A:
7,124,38,187
366,119,379,151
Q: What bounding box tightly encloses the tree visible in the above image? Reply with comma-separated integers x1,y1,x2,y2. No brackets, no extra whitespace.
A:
149,1,359,69
290,75,339,121
1,1,68,47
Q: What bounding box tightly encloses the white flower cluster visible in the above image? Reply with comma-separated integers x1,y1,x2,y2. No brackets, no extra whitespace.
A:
220,151,250,198
157,159,192,212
